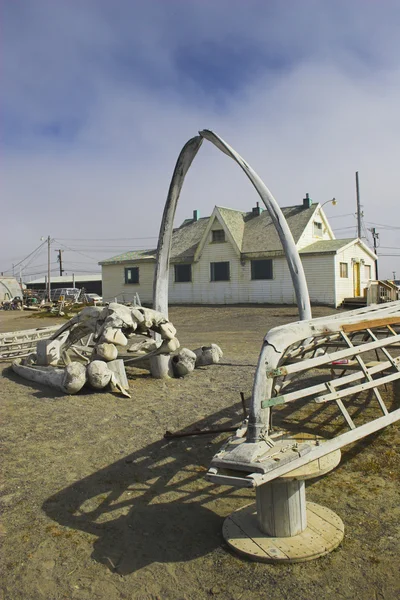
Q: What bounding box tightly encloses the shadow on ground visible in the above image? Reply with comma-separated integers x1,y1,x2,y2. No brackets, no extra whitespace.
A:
43,402,250,575
43,381,397,576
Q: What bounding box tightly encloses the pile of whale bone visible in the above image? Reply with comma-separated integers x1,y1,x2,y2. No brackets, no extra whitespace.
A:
12,302,222,397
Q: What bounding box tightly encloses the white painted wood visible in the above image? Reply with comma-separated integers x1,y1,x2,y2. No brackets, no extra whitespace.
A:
102,262,155,305
335,243,375,305
102,234,375,308
296,206,335,250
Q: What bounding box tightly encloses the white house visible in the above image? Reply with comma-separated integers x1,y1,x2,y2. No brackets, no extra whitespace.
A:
100,198,377,308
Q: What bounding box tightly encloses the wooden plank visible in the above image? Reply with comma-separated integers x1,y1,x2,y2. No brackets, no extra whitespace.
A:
226,506,289,560
314,370,400,404
342,316,400,333
261,356,400,409
335,398,356,429
266,332,400,379
231,408,400,487
223,503,344,563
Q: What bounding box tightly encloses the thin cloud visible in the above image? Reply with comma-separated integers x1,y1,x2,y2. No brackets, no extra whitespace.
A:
2,1,400,278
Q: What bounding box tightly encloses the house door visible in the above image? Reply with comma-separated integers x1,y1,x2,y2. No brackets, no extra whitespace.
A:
353,262,361,297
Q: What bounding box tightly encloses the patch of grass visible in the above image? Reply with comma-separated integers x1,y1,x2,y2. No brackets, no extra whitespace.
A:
359,449,399,480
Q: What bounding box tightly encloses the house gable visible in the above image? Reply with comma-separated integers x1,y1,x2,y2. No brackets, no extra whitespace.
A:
296,204,335,250
194,207,242,261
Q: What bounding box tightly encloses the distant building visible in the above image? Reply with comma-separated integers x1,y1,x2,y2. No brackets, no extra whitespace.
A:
0,277,23,302
100,200,377,308
26,274,102,295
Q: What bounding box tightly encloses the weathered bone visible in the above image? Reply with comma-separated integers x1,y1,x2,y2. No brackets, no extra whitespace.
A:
36,339,62,366
171,348,196,377
159,322,177,340
98,326,128,347
194,344,223,366
61,363,87,393
109,373,131,398
107,358,129,390
159,337,180,353
93,342,118,361
12,360,86,394
86,361,112,389
127,337,159,354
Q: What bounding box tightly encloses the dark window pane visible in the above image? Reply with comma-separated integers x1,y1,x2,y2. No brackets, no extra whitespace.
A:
125,267,139,284
210,261,230,281
212,229,225,243
251,259,273,280
174,264,192,283
340,262,348,278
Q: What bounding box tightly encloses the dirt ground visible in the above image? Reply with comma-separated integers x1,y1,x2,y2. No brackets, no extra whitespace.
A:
1,305,399,600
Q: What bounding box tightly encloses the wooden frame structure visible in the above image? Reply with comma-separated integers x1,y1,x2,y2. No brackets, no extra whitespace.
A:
0,326,59,361
207,300,400,487
206,300,400,561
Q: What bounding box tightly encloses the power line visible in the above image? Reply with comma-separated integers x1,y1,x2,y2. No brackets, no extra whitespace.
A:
54,246,153,250
56,236,158,241
333,226,358,231
2,239,48,274
53,241,100,262
365,221,400,230
327,213,356,219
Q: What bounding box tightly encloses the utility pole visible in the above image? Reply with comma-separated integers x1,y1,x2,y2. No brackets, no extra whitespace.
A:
355,171,362,239
369,227,379,280
47,235,51,301
55,249,64,276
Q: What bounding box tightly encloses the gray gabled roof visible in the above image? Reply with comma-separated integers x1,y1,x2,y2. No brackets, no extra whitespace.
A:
99,204,334,266
300,238,363,254
100,249,157,265
241,205,317,254
217,207,246,250
99,218,209,266
170,217,209,261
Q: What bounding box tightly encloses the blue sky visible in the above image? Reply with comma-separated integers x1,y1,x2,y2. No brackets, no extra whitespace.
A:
2,0,400,279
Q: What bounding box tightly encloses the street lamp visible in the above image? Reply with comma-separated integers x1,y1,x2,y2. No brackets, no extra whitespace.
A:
320,198,337,210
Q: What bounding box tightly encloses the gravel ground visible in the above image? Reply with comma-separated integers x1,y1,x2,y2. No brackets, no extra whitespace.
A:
0,306,399,600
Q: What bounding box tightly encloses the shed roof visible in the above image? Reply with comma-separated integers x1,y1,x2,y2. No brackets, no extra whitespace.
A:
27,274,102,284
300,238,377,259
300,239,356,254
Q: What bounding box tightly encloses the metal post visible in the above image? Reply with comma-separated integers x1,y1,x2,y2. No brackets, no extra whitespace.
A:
47,236,51,301
370,227,379,280
356,171,361,239
56,249,64,276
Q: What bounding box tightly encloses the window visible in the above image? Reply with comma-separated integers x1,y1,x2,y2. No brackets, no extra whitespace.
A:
174,264,192,283
340,262,348,278
251,259,273,280
313,221,323,237
212,229,225,243
364,265,372,280
125,267,139,284
210,261,230,281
